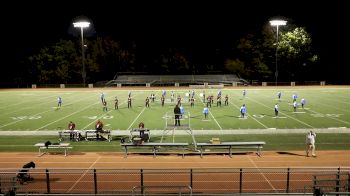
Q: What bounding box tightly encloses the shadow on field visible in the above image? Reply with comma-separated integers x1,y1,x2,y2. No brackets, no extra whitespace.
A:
277,151,305,156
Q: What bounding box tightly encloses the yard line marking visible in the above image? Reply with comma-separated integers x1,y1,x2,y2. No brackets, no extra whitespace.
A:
66,156,101,193
127,107,146,130
304,93,350,113
0,94,58,110
307,108,350,125
35,102,101,131
247,156,277,192
81,97,130,130
125,91,160,130
229,100,269,129
0,110,51,128
197,94,222,131
1,93,95,129
247,97,315,128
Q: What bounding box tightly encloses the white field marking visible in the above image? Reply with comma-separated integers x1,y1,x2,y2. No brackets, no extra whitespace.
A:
247,97,315,128
293,112,306,114
0,93,58,110
272,116,287,119
197,94,222,130
32,93,100,130
2,91,86,119
328,127,347,129
247,155,277,191
310,101,350,113
66,156,101,193
127,107,146,130
81,97,130,130
35,101,102,131
202,119,211,121
229,100,269,129
305,93,350,111
1,110,52,129
306,108,350,125
126,91,159,130
268,128,276,129
1,94,60,116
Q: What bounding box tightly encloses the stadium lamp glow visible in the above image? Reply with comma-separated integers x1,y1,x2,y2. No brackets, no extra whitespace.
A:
269,20,287,26
73,21,90,87
269,19,287,87
73,21,90,28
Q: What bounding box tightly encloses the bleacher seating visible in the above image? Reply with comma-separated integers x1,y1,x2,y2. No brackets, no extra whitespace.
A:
105,74,244,86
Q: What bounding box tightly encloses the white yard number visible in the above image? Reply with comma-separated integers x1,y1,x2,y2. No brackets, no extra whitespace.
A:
11,116,41,120
87,116,114,120
310,114,343,118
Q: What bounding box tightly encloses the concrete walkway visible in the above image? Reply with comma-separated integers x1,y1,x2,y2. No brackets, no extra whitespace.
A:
1,128,350,136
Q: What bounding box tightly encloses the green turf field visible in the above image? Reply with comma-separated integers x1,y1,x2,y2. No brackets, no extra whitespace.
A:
1,87,349,131
0,87,349,152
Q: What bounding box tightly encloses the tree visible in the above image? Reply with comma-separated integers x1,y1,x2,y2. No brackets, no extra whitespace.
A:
28,40,80,84
232,21,318,82
277,27,319,80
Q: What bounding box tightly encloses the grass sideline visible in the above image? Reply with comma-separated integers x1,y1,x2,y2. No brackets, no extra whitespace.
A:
1,133,350,152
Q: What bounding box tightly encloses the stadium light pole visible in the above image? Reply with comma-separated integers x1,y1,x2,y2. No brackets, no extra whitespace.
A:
73,21,90,87
270,19,287,86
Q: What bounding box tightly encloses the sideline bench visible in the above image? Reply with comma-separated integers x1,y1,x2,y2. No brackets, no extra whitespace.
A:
121,143,189,158
196,141,265,158
34,143,72,157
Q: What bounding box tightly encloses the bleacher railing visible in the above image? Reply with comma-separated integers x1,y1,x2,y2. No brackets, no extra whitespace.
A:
1,167,349,195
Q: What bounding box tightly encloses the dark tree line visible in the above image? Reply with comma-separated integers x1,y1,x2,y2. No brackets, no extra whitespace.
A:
20,21,318,85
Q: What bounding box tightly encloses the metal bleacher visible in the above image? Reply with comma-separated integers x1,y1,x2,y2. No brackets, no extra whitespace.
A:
105,74,244,86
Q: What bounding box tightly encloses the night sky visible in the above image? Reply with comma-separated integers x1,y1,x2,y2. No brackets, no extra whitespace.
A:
1,1,349,84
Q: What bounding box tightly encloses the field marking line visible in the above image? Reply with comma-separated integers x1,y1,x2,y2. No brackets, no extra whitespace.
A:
35,102,101,131
81,96,131,130
247,97,315,128
316,92,350,106
2,93,96,129
247,156,277,192
126,91,161,130
0,94,59,110
306,108,350,125
66,156,101,193
0,110,52,129
0,95,60,116
127,107,146,130
228,100,269,129
196,93,222,131
303,93,350,113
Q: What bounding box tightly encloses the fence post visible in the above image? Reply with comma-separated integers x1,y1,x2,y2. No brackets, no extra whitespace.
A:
286,167,290,193
94,169,97,195
347,172,350,192
239,168,243,193
46,169,50,194
336,167,340,193
190,169,193,189
141,169,144,195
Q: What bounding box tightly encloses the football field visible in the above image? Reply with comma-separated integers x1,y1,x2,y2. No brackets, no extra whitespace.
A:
1,86,349,131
